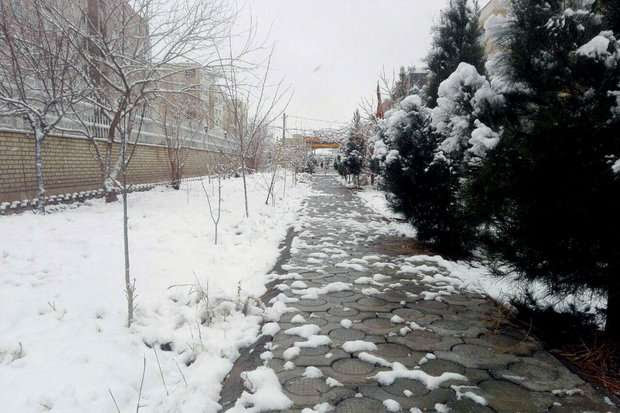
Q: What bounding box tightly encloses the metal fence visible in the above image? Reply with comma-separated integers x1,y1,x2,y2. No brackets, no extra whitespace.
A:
0,107,240,154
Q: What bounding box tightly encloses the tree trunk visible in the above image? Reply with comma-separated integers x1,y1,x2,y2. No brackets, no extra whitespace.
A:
33,129,46,214
606,277,620,339
240,155,249,218
121,139,133,328
104,178,118,203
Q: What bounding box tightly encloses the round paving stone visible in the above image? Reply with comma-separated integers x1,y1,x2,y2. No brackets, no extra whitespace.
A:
466,333,539,356
360,317,394,334
335,397,384,413
429,320,487,338
329,327,365,342
478,380,556,413
332,358,376,376
375,343,413,358
326,290,356,298
298,345,331,357
298,298,328,307
420,359,466,376
409,300,449,313
285,376,329,396
381,290,409,303
493,358,582,391
381,378,429,398
388,331,461,352
436,344,519,369
446,398,496,413
357,296,387,305
302,272,329,280
392,308,425,320
327,307,359,318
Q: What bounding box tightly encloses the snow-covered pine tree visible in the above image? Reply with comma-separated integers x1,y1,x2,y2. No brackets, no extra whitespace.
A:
431,62,504,170
372,95,471,253
470,0,620,338
343,110,366,186
425,0,485,107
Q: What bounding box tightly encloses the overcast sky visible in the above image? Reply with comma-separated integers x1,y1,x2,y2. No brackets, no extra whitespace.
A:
245,0,445,132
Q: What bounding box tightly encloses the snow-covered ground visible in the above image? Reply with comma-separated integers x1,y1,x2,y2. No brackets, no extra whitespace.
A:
355,187,405,221
0,172,309,413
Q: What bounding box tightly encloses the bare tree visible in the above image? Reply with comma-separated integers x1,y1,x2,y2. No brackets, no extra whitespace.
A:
0,0,84,213
48,0,233,203
46,0,235,327
281,139,309,185
157,90,206,190
200,170,222,245
217,39,292,218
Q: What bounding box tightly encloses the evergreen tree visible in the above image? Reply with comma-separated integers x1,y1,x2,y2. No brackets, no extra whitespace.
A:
373,95,471,254
470,0,620,338
343,110,366,185
425,0,485,107
431,62,505,170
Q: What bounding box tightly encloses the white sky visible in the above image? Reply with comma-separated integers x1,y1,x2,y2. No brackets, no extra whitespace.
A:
245,0,445,132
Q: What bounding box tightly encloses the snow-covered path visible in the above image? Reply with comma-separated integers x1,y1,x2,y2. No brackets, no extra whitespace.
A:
220,174,616,413
0,173,309,412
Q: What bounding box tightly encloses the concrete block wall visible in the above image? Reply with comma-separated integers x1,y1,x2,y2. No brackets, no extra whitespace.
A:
0,131,229,203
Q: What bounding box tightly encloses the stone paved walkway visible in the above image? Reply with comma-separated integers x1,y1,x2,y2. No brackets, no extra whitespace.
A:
221,174,617,413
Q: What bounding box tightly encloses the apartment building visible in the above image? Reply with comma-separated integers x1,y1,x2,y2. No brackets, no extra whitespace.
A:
480,0,509,54
152,64,243,153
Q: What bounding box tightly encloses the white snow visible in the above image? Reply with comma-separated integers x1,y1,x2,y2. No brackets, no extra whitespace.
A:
301,402,334,413
291,314,307,324
577,34,610,59
303,366,323,378
292,282,352,300
227,366,293,413
335,262,367,272
262,322,280,336
358,352,393,368
390,315,405,324
431,62,504,162
342,340,377,353
469,120,500,158
291,281,308,289
0,174,308,413
383,399,401,412
283,347,301,361
295,335,332,348
401,255,607,325
285,324,321,338
340,319,353,328
326,377,343,387
355,189,405,220
434,403,451,413
373,362,468,390
361,287,382,296
451,385,488,406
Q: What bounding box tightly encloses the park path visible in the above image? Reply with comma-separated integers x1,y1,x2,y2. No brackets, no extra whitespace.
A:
220,174,616,413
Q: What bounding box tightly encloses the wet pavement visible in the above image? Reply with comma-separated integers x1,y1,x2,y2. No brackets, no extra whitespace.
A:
221,174,617,413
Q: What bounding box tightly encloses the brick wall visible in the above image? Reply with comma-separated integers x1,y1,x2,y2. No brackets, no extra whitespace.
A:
0,131,231,203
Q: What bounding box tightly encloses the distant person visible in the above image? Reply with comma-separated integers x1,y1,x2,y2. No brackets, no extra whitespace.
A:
320,161,324,169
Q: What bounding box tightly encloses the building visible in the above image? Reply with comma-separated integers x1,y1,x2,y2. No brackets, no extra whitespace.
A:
480,0,508,26
153,64,239,153
479,0,509,53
